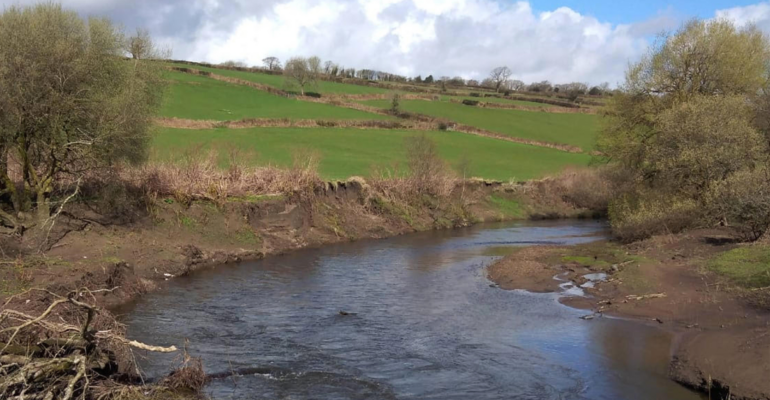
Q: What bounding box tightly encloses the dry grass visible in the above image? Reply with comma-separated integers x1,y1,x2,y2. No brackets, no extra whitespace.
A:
121,150,323,205
507,167,612,218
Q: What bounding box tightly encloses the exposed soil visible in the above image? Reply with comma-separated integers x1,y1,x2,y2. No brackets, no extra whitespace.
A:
487,230,770,400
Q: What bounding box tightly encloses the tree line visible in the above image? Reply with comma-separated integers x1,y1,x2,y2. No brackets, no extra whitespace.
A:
214,56,613,97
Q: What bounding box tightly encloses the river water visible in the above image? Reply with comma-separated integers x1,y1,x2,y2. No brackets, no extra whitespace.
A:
118,220,701,400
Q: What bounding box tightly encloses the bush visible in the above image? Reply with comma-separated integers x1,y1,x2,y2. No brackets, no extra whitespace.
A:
706,168,770,241
304,92,322,98
437,122,448,131
462,100,479,106
469,92,481,97
608,192,700,242
559,168,613,212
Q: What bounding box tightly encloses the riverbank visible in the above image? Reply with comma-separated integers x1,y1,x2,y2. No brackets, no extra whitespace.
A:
487,230,770,399
0,175,598,308
0,172,604,398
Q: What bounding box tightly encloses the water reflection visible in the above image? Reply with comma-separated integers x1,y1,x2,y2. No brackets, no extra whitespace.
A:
119,220,702,400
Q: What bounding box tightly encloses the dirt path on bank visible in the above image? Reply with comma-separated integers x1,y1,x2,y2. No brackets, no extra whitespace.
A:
487,230,770,400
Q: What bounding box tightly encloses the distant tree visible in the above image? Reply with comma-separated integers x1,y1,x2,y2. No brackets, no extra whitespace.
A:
125,27,169,60
283,57,319,95
220,60,247,68
307,56,322,77
424,75,434,84
509,79,525,91
466,79,479,86
323,60,334,74
0,3,165,233
414,75,423,83
588,86,602,96
480,78,495,88
262,56,281,70
449,76,465,86
528,80,552,92
489,66,512,92
389,92,401,115
599,82,610,93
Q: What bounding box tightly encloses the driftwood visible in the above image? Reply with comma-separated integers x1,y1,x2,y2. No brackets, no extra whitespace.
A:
0,288,178,399
626,293,667,301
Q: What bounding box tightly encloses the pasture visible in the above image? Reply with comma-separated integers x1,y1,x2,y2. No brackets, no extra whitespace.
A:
151,126,591,181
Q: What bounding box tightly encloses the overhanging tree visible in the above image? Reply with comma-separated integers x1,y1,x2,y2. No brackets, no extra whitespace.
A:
0,3,165,234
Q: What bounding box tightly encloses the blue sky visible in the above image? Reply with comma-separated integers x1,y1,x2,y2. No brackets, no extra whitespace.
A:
530,0,761,23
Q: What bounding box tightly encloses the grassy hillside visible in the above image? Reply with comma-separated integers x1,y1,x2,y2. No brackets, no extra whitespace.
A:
161,71,390,121
151,127,591,181
164,62,388,95
364,99,599,151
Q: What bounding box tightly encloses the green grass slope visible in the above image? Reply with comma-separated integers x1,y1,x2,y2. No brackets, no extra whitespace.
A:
151,127,591,181
165,62,387,95
364,99,599,151
161,71,390,121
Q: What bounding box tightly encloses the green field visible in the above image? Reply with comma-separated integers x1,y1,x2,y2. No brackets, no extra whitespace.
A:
161,71,390,121
165,62,387,95
363,99,599,151
151,127,590,181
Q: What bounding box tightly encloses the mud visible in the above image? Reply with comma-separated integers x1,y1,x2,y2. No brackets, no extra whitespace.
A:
486,231,770,399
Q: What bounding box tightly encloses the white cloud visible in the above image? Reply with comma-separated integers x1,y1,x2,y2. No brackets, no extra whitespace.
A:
170,0,662,85
716,1,770,32
0,0,689,85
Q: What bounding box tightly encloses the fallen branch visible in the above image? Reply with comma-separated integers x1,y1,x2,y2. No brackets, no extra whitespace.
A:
626,293,666,301
0,289,179,399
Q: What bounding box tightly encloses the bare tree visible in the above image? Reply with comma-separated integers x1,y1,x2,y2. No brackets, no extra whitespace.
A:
489,66,512,92
323,60,334,74
125,27,169,60
283,57,319,95
262,56,281,70
307,56,322,78
509,79,525,91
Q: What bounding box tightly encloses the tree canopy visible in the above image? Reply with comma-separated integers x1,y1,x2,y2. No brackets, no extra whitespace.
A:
0,3,165,232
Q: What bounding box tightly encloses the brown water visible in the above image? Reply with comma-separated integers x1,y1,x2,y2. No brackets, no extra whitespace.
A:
118,220,702,400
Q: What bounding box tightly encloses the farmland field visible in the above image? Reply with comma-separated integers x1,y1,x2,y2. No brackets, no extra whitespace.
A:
161,71,390,121
151,127,591,181
164,62,388,95
363,99,599,151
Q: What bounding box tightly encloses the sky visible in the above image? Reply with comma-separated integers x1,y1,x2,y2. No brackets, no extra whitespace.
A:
2,0,770,86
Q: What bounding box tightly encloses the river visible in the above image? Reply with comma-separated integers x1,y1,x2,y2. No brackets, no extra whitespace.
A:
118,220,701,400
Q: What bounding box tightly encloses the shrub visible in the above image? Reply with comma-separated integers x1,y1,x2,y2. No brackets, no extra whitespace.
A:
706,168,770,241
389,92,401,114
437,122,448,131
608,192,700,242
469,92,481,97
462,100,479,106
558,168,613,212
304,91,322,98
